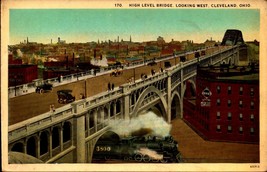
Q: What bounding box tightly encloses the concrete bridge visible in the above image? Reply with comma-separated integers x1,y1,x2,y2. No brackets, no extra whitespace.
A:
8,45,241,163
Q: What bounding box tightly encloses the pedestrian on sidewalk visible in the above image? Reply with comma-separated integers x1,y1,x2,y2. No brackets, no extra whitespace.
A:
108,82,111,91
111,83,114,90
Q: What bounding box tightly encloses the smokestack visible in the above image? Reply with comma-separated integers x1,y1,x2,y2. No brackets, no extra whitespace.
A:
27,37,29,44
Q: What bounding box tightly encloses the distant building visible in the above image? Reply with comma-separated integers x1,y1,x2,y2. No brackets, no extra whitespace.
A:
8,54,22,65
204,38,217,48
8,54,38,87
58,37,66,44
184,64,259,143
9,64,38,87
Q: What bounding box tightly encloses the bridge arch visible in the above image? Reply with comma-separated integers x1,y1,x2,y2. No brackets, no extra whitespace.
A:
26,135,38,157
131,86,167,120
182,79,196,99
11,141,24,153
171,91,182,119
228,57,233,65
39,130,49,156
91,130,121,162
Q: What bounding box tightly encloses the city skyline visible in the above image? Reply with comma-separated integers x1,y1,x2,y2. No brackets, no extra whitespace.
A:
10,9,259,45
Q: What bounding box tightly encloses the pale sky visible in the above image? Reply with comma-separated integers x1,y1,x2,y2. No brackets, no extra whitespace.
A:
9,9,259,44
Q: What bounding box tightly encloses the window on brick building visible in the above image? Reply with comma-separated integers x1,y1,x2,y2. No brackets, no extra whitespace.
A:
227,125,232,133
216,125,221,132
216,111,220,120
250,127,254,134
217,85,221,94
239,100,243,108
227,100,231,107
228,86,232,94
227,112,232,120
217,99,221,106
250,114,254,121
250,101,255,109
239,127,243,134
250,87,254,96
239,113,243,121
239,86,243,95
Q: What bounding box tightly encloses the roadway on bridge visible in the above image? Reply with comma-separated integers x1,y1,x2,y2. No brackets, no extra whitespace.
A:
8,47,218,125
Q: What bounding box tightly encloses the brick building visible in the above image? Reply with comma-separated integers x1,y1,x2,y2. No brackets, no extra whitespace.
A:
9,65,38,87
184,64,259,143
8,54,38,87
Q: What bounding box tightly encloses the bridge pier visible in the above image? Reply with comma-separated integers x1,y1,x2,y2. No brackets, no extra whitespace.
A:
72,101,86,163
121,84,131,120
167,71,172,123
180,63,184,119
73,115,86,163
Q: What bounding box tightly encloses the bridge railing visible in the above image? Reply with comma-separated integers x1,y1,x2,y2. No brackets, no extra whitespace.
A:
8,104,73,143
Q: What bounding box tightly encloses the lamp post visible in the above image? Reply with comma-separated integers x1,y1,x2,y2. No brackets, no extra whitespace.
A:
133,68,136,83
76,65,79,80
14,75,17,96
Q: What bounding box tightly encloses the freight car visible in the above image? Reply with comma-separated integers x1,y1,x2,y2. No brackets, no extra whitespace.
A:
93,135,182,163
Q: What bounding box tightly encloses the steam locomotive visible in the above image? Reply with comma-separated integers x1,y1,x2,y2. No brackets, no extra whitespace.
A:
93,135,182,163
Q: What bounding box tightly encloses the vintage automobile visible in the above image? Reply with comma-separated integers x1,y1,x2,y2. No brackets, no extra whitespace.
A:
35,83,53,93
57,90,75,104
110,69,123,77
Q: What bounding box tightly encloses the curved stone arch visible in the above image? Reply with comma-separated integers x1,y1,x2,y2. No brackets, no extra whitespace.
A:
131,86,167,119
26,134,38,157
221,60,227,65
10,140,25,152
159,80,164,90
39,130,50,156
182,79,196,99
115,99,122,114
130,91,136,106
51,125,61,150
228,57,233,65
62,121,72,143
89,130,121,162
103,104,109,120
171,91,182,119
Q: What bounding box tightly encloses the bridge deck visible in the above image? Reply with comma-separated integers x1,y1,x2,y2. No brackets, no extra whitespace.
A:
8,47,220,126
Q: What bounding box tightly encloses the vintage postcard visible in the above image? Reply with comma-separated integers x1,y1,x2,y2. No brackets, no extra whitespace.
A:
1,0,267,171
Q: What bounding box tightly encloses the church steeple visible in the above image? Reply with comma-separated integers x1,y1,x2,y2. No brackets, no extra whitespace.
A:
130,35,132,43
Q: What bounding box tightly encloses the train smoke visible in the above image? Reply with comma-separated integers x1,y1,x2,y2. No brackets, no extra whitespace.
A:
109,111,171,137
90,55,108,67
16,49,23,58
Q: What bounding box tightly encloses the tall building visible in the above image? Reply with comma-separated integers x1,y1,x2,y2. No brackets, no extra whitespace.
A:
184,63,259,143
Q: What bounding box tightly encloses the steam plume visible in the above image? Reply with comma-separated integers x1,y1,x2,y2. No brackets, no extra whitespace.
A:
109,111,171,137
